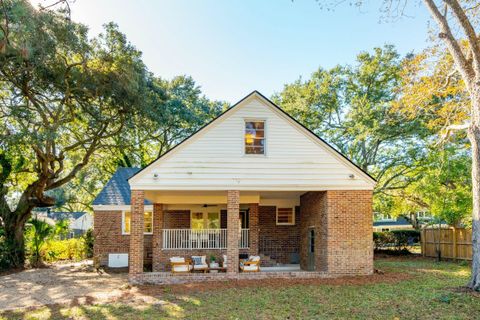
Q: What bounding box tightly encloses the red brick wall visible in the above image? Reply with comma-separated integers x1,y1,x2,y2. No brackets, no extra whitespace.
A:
163,210,190,228
299,192,327,271
300,191,373,275
258,206,300,264
93,210,152,266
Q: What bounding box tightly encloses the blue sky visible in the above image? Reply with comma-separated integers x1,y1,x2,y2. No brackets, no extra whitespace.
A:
66,0,431,103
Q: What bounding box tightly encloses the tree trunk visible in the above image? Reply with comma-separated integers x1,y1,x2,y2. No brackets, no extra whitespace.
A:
468,93,480,291
0,202,33,269
2,217,27,268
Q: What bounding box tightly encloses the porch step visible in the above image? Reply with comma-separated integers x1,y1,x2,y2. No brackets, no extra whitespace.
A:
259,253,278,267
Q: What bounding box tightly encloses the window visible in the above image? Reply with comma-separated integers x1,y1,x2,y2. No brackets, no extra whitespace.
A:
245,120,265,154
191,210,220,229
122,211,153,234
276,207,295,225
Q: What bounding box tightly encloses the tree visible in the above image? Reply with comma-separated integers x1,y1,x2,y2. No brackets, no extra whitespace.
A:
25,217,54,267
0,0,149,267
319,0,480,291
387,145,472,227
274,45,430,210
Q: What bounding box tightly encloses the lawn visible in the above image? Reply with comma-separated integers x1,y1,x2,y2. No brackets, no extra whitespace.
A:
1,257,479,320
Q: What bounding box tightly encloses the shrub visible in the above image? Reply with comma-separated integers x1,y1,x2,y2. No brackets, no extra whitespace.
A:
82,229,94,258
374,230,420,251
42,238,87,262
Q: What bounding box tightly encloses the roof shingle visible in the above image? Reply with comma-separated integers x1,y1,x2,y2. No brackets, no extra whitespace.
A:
92,167,151,206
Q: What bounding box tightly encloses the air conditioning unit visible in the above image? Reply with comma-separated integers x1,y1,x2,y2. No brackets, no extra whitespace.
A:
108,253,128,268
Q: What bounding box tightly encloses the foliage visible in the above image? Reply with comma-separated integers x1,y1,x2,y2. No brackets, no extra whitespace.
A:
396,48,469,134
25,218,54,266
82,228,94,258
0,0,154,267
274,45,431,213
385,146,472,226
373,230,420,251
42,238,87,262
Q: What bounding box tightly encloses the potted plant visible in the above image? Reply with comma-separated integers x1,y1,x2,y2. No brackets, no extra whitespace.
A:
209,255,219,269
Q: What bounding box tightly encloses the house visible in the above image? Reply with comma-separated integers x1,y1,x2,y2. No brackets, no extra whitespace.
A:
373,215,414,232
92,91,376,284
34,210,93,238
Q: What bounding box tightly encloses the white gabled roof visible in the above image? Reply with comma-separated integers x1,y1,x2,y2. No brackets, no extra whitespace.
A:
129,91,376,191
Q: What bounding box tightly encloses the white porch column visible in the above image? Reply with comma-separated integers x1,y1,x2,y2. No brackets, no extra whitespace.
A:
227,190,240,273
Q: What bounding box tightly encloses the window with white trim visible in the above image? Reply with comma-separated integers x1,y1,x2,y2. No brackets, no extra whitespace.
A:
276,207,295,225
122,211,153,234
245,120,265,154
191,210,220,229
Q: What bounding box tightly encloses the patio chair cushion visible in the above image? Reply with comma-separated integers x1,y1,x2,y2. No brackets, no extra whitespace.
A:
170,257,185,263
242,264,259,271
172,264,193,272
192,255,206,265
249,255,261,262
222,254,227,267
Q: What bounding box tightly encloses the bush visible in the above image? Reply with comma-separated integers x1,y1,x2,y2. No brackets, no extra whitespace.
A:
82,229,94,258
374,230,420,251
42,238,87,262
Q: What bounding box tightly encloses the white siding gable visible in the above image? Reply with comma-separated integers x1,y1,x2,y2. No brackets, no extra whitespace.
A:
129,92,375,191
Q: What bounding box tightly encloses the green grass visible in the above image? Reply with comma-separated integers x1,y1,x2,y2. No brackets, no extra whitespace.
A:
1,257,479,320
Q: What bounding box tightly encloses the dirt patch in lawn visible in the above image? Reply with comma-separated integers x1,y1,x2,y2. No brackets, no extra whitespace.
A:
0,261,128,311
136,271,412,295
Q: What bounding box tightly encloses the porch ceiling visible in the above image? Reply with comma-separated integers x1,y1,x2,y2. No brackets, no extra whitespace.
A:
144,190,304,205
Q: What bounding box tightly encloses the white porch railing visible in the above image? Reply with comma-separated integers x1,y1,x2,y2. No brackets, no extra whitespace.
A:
162,229,249,250
240,228,249,249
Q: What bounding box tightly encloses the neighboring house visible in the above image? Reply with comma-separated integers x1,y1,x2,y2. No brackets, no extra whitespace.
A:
373,216,414,232
92,91,376,283
372,212,436,232
34,210,93,238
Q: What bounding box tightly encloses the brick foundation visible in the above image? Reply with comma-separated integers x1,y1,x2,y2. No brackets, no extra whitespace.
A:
129,270,334,285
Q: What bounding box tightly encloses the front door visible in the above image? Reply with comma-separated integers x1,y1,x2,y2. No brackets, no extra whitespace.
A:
307,228,315,271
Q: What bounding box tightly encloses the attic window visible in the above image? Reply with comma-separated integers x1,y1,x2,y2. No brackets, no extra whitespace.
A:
245,121,265,154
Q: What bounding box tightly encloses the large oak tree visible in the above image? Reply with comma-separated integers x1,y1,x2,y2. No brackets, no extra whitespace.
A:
0,0,149,267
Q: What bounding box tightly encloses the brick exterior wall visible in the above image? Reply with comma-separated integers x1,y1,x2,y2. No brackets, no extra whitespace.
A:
129,190,145,275
300,191,373,275
93,210,152,266
258,206,300,264
164,210,190,228
94,190,372,277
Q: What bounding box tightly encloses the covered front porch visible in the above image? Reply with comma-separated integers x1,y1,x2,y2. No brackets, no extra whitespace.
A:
127,189,372,284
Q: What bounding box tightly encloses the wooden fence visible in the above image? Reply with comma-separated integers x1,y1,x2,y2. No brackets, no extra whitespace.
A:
421,227,472,260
